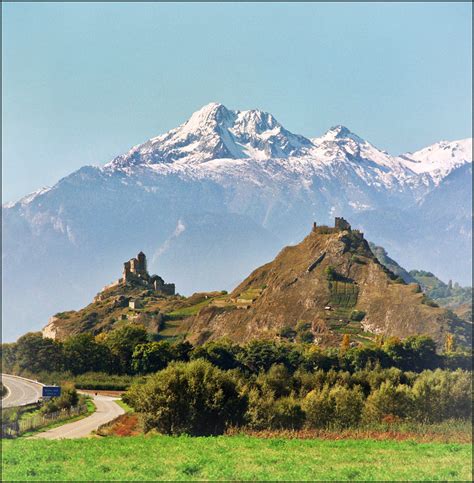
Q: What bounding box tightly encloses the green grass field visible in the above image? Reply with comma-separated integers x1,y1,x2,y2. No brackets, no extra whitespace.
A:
2,435,471,481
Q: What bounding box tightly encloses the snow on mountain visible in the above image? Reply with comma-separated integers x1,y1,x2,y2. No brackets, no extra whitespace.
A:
400,138,472,183
106,102,313,169
2,102,472,341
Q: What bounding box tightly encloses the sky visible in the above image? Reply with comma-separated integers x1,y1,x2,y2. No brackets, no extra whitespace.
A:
2,2,472,202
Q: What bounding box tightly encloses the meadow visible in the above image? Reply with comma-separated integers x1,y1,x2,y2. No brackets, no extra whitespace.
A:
2,434,472,481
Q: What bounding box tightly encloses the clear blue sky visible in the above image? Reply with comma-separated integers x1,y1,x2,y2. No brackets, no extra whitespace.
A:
2,2,472,202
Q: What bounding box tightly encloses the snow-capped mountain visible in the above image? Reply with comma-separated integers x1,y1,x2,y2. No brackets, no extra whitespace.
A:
2,103,472,341
108,102,313,168
400,138,472,183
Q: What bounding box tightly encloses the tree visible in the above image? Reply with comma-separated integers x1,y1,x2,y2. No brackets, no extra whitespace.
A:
325,266,336,281
362,381,413,423
125,360,246,435
170,341,193,362
1,343,18,373
238,340,283,373
190,339,241,370
15,332,63,374
272,397,305,430
444,333,455,353
63,333,114,374
132,341,173,374
104,324,148,373
256,363,291,398
340,334,350,353
403,336,438,371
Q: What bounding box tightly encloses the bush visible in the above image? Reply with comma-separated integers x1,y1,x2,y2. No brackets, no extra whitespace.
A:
41,384,79,415
363,381,413,423
411,369,472,423
350,310,366,322
125,360,246,435
331,385,365,428
302,386,334,428
272,397,305,430
244,386,276,430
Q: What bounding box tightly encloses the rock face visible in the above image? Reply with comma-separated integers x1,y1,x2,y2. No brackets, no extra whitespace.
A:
187,219,470,347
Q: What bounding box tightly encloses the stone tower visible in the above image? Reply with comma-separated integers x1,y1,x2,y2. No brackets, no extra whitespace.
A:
137,251,147,276
335,217,351,231
123,260,131,283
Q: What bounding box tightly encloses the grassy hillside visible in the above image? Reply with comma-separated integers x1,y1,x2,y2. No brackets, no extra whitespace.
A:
2,435,471,481
43,284,227,341
410,270,472,318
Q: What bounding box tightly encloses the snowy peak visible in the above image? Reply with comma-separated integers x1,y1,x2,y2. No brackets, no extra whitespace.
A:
319,125,365,144
400,138,472,181
104,103,471,189
107,103,313,169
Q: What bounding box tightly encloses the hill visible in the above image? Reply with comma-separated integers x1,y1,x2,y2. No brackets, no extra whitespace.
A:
409,270,472,322
42,251,227,341
3,102,472,341
42,219,471,348
186,218,470,347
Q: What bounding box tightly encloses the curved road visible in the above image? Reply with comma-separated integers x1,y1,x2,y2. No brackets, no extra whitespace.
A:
2,374,125,438
32,394,125,439
1,374,43,408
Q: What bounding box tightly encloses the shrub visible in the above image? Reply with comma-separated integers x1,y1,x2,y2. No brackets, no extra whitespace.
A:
411,369,472,423
350,310,366,322
331,385,365,428
256,364,291,398
41,384,79,415
362,381,413,423
124,360,246,436
279,325,296,341
272,397,305,430
302,386,334,428
244,386,276,430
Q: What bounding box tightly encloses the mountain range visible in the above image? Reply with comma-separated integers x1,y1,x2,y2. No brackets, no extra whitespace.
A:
2,102,472,341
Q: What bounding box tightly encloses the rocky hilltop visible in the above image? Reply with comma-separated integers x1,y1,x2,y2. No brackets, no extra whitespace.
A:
187,218,470,347
42,218,471,348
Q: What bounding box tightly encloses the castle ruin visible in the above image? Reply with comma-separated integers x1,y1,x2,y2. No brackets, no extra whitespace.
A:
312,217,352,233
101,251,175,295
334,217,351,231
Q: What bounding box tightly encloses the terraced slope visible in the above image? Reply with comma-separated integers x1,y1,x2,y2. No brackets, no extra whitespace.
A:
187,224,470,347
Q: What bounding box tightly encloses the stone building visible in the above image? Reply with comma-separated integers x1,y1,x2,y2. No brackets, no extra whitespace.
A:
121,252,175,295
101,252,175,295
334,217,351,231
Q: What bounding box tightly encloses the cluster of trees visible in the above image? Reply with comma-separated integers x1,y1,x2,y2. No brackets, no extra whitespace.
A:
1,325,471,379
124,359,472,436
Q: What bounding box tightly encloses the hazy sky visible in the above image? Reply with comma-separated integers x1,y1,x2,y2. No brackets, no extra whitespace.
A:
2,2,472,202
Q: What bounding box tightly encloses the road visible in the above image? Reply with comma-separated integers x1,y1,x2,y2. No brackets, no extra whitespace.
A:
32,394,125,439
1,374,43,408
